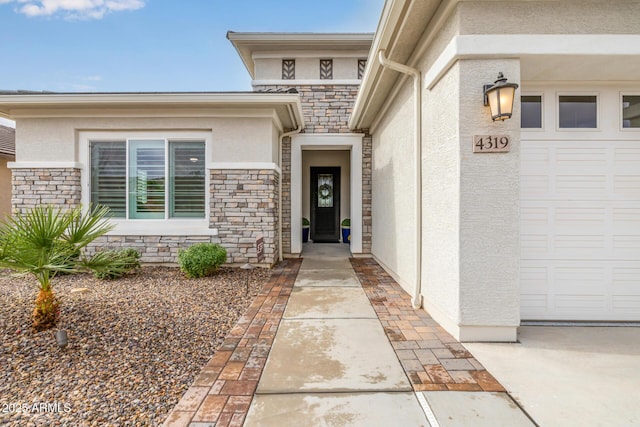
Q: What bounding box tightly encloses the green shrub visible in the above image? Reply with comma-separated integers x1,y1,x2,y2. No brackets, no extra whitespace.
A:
341,218,350,227
302,217,310,226
178,243,227,278
93,248,141,280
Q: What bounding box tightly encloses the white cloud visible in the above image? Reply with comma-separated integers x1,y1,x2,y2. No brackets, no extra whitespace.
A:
2,0,144,19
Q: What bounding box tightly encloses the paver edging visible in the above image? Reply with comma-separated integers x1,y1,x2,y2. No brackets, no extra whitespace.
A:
162,259,301,427
350,258,505,393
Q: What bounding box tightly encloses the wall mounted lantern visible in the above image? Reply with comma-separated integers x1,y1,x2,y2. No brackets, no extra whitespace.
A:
483,72,519,121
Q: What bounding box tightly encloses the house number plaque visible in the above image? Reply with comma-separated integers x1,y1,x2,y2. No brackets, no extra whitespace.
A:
473,135,510,153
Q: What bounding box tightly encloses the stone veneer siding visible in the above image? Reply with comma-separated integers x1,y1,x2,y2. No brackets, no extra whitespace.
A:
86,235,220,264
362,134,372,253
255,85,359,134
210,169,279,265
11,168,81,215
281,137,292,256
256,84,372,255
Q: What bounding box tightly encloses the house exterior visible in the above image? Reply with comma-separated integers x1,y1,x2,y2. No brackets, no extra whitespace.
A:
0,125,15,220
0,0,639,342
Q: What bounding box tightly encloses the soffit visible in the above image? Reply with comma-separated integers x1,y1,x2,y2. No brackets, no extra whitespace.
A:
227,32,374,79
350,0,442,129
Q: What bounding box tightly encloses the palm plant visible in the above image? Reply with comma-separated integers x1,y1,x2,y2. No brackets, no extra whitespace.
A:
0,205,133,330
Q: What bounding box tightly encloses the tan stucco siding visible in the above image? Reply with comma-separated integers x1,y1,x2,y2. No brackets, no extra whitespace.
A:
0,156,13,219
421,62,461,325
371,79,417,295
15,117,277,164
458,1,640,35
456,58,521,328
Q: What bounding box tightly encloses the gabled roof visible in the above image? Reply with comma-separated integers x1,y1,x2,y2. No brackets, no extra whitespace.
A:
227,32,374,79
0,125,15,157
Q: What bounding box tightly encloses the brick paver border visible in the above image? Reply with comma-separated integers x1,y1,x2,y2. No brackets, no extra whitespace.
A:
350,258,505,392
163,259,301,427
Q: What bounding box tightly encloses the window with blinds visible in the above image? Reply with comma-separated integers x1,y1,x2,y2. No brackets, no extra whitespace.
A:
90,139,206,220
91,141,126,217
170,142,205,218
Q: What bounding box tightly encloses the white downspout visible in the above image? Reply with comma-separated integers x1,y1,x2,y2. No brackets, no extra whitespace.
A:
378,50,423,309
278,115,302,262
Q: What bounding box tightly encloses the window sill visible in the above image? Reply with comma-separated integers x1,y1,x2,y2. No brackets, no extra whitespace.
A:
106,219,217,236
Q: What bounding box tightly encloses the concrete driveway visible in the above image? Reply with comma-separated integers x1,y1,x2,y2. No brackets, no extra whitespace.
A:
466,326,640,427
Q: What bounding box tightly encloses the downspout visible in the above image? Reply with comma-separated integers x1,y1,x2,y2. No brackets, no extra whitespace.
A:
378,50,423,309
278,109,302,262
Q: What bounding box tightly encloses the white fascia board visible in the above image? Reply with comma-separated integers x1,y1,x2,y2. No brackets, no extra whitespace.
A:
349,0,412,130
424,34,640,89
227,32,375,43
252,51,371,59
0,92,300,106
0,93,305,131
253,79,362,87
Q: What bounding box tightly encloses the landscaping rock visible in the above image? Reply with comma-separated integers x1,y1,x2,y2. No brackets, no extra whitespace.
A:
0,266,269,426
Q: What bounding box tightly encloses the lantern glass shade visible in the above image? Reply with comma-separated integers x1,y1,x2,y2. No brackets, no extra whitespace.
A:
484,73,518,121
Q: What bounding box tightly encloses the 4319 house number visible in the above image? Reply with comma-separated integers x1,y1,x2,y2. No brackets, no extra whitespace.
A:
473,135,510,153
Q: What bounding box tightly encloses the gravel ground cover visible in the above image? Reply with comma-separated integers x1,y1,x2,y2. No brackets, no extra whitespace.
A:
0,266,270,426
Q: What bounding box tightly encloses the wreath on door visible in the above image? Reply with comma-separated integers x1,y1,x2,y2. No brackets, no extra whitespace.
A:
318,183,332,201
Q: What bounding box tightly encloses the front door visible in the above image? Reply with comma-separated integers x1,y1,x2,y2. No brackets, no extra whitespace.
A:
311,167,340,243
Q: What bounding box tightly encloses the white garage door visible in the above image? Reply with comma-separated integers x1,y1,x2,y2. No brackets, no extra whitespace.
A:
520,90,640,321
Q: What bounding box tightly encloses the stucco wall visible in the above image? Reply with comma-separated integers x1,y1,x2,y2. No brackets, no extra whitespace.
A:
457,59,521,334
421,62,461,327
458,1,640,35
301,150,351,227
0,156,13,219
371,79,417,295
255,57,365,81
15,116,277,164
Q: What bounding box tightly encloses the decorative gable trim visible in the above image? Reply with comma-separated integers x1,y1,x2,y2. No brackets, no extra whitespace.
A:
282,59,295,80
320,59,333,80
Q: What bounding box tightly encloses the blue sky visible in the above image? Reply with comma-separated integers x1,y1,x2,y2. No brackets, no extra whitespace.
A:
0,0,384,94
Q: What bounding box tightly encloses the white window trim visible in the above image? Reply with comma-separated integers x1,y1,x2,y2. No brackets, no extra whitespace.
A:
556,91,601,132
521,92,545,131
79,130,216,236
620,91,640,132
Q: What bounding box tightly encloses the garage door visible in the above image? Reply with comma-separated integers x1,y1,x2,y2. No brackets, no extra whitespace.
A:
520,92,640,321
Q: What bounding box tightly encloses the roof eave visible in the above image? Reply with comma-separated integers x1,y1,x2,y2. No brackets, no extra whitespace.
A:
0,92,306,131
227,31,375,81
349,0,444,130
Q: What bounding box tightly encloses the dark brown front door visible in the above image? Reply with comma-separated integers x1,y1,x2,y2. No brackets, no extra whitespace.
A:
310,167,340,243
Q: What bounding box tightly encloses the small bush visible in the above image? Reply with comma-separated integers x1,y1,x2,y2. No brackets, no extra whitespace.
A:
341,218,350,227
93,248,141,280
178,243,227,278
302,217,310,226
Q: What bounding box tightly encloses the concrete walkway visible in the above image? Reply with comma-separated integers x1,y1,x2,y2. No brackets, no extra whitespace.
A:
163,244,535,426
244,243,429,426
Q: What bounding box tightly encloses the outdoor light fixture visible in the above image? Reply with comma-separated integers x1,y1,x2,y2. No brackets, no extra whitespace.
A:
483,72,519,121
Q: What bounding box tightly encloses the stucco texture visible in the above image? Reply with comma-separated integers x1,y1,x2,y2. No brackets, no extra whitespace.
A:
0,156,12,219
371,79,417,295
458,1,640,35
15,116,278,164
